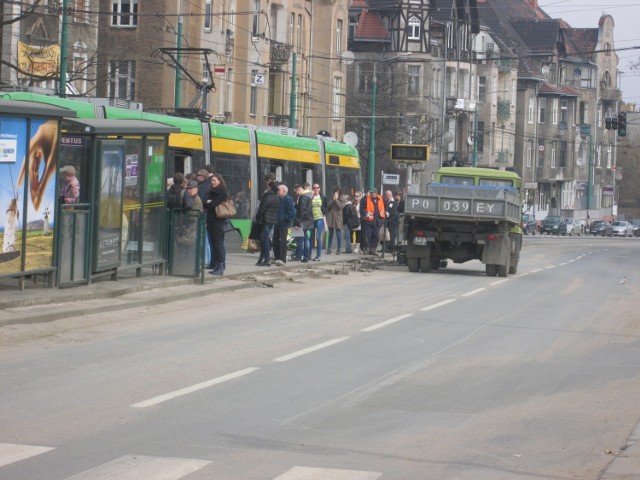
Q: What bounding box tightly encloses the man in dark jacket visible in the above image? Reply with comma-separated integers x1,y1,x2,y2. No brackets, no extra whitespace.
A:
196,168,213,267
255,178,280,266
384,189,399,252
273,184,297,265
293,184,313,262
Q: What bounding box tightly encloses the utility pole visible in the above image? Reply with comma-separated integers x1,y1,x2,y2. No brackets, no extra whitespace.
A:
59,0,69,97
174,0,183,108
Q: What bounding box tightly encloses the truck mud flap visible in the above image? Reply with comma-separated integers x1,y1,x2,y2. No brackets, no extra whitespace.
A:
481,234,510,266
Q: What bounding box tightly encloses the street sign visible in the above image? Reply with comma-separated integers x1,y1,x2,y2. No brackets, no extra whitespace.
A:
383,173,400,185
254,74,265,85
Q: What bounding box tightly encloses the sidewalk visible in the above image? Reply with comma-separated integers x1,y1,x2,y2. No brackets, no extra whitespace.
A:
0,251,388,326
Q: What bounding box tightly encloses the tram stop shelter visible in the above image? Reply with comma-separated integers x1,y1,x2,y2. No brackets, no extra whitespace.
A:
56,118,179,287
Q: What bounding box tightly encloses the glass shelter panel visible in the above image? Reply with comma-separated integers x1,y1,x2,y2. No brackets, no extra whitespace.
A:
142,138,166,263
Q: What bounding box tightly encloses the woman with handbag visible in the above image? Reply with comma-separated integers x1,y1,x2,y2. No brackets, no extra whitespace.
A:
204,173,230,275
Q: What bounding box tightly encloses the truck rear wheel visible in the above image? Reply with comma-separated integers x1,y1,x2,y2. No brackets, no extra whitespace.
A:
485,264,498,276
408,257,420,272
420,257,432,273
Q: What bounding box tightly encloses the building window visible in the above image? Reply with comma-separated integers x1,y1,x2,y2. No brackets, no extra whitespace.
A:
108,60,135,100
528,97,534,124
358,63,372,93
560,99,569,124
551,146,556,168
349,15,357,40
559,141,567,168
252,0,260,35
205,0,212,30
527,140,533,167
72,41,88,94
476,121,484,153
250,69,258,115
408,16,420,40
74,0,88,23
297,14,303,50
478,76,486,103
552,98,558,124
333,76,342,118
336,19,343,55
289,13,295,46
112,0,138,27
408,65,420,96
538,97,546,123
538,139,544,167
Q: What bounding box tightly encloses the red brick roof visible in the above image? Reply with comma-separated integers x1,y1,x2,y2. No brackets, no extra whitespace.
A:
354,10,391,41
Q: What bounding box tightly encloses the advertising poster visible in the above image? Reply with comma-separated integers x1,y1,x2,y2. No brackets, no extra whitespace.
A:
95,142,124,270
0,117,57,274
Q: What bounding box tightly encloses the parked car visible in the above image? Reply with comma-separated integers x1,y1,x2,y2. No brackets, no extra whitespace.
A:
564,218,582,236
629,219,640,237
589,220,613,236
541,215,567,235
611,221,634,237
522,213,537,235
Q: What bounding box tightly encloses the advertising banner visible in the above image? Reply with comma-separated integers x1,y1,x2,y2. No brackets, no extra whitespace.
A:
95,141,125,271
0,117,57,274
17,42,60,79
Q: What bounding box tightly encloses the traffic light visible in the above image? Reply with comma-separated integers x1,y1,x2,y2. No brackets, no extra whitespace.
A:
617,112,627,137
605,117,612,130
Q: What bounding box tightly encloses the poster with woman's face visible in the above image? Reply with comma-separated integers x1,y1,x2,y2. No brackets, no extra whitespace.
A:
0,116,57,274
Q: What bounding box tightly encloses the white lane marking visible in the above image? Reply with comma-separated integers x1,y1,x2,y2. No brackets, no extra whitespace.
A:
461,287,486,297
274,466,382,479
545,265,557,269
490,279,509,286
567,259,576,263
274,337,350,363
559,262,568,266
64,455,211,480
420,299,457,311
362,314,413,332
0,443,54,468
132,367,259,408
516,272,529,277
531,268,543,273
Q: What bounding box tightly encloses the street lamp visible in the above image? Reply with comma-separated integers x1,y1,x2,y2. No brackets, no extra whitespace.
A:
368,52,412,190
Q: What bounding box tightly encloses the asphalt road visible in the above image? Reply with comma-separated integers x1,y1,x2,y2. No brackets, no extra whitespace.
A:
1,237,640,479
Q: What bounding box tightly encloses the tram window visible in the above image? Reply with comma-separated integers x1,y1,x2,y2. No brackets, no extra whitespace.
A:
302,166,313,186
213,153,251,219
326,166,339,192
192,150,206,173
328,155,340,165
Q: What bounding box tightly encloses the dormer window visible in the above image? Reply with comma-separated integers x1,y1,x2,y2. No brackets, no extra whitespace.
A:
408,16,420,40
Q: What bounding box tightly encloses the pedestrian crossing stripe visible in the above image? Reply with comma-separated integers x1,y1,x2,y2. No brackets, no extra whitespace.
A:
0,443,55,468
64,455,211,480
0,446,381,480
274,466,382,480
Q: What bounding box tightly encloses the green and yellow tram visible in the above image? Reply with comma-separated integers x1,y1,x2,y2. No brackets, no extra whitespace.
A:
1,92,362,248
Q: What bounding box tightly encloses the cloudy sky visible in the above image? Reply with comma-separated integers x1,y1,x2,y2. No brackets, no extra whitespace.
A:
539,1,640,105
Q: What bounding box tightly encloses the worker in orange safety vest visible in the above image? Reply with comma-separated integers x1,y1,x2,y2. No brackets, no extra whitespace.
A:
359,188,385,255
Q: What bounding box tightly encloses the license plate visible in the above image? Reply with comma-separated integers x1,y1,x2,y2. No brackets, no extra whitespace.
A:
413,236,428,246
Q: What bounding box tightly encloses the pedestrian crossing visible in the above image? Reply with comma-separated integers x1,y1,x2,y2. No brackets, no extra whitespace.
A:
0,443,382,479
